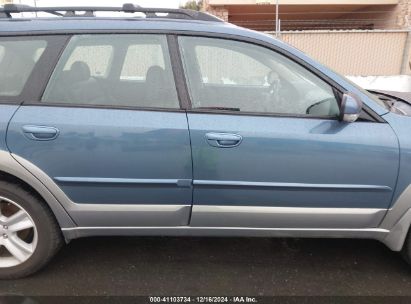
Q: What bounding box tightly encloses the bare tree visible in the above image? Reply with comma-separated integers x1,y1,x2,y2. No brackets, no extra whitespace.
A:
180,0,203,11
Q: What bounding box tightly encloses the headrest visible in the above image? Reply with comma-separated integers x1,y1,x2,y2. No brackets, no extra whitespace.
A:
69,61,91,82
146,65,166,83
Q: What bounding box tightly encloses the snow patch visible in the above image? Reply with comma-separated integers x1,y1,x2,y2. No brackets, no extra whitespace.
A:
347,75,411,92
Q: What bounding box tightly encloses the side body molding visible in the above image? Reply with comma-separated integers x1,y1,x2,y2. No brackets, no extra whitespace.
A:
4,152,411,252
0,150,193,229
0,150,75,228
11,153,191,228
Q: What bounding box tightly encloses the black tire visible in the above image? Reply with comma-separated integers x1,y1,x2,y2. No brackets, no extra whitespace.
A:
0,180,63,279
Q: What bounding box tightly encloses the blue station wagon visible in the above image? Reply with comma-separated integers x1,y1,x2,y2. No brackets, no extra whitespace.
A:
0,3,411,279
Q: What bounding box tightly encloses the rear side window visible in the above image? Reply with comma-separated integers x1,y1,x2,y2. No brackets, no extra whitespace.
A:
0,39,46,97
64,45,113,78
120,44,165,81
42,34,180,109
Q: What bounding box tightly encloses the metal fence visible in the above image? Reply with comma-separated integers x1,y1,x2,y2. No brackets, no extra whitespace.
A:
267,29,411,76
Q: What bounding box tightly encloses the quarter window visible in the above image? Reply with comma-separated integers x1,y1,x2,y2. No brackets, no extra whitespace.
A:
179,37,340,117
42,35,179,109
0,39,46,97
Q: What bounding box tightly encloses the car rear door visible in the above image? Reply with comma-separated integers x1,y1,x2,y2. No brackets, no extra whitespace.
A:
7,34,193,227
0,36,65,153
178,36,399,229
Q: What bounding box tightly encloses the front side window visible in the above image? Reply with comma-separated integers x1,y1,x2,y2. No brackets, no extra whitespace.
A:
179,37,340,117
0,39,46,97
42,34,179,109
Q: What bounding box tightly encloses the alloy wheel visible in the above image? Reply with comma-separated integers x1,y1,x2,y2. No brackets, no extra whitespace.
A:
0,196,38,268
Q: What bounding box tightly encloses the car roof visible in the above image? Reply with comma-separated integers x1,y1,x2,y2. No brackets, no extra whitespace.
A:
0,17,275,43
0,4,289,54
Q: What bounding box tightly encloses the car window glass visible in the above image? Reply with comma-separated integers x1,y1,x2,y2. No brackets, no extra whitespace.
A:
42,34,179,109
33,47,46,62
196,45,270,86
120,44,165,81
0,39,47,97
0,46,5,62
179,36,339,117
63,45,113,78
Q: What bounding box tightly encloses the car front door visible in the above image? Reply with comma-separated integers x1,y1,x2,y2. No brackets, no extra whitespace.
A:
178,36,399,229
7,34,193,227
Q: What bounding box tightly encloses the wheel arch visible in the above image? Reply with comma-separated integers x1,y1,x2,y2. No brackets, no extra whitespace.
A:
381,184,411,251
0,150,76,229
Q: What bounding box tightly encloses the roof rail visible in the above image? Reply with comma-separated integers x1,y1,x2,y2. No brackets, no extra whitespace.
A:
0,3,223,22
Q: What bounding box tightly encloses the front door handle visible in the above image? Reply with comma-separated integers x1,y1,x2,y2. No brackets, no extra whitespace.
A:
205,133,242,148
22,125,60,141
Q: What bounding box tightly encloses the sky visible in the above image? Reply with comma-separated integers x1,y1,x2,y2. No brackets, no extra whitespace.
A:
16,0,187,8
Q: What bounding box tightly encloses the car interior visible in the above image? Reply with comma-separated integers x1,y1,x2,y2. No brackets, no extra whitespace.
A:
37,34,339,117
42,36,180,109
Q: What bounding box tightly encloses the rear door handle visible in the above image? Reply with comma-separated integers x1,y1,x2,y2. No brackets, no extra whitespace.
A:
205,133,242,148
22,125,59,141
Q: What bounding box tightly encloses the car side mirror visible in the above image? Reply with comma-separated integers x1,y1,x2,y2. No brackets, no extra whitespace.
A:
340,93,362,123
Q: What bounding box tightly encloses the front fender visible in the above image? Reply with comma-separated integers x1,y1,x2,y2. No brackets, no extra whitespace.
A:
379,113,411,250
